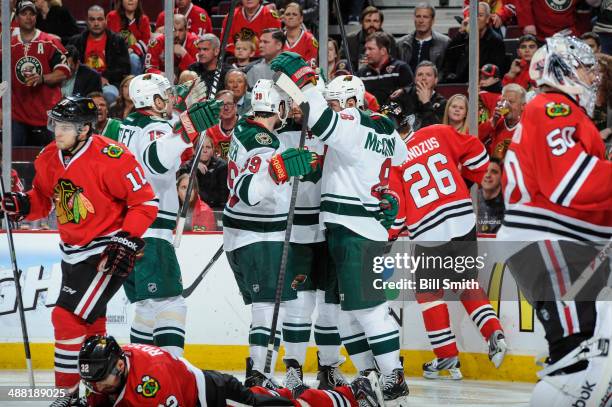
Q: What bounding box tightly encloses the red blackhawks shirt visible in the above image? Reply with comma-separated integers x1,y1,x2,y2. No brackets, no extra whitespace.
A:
206,123,233,160
106,11,151,57
390,124,489,240
514,0,578,41
500,92,612,241
144,32,198,74
4,30,70,126
155,3,212,37
478,117,519,159
222,3,281,56
26,135,158,264
283,29,318,67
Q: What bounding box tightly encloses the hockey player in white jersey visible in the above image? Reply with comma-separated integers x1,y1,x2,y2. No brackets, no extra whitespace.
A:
223,78,319,389
117,73,221,357
270,53,410,406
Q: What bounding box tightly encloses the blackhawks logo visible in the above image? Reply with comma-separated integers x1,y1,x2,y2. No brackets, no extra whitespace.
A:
136,375,160,398
545,102,571,118
545,0,572,11
15,56,42,84
102,144,124,158
54,179,95,225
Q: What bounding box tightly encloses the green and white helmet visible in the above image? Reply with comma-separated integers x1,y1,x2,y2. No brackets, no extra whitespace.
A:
129,73,173,113
324,75,365,109
251,79,290,125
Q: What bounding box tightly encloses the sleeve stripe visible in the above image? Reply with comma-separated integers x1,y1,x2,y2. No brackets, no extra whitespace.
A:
463,149,488,169
143,142,169,174
550,152,597,207
320,114,339,142
237,174,254,206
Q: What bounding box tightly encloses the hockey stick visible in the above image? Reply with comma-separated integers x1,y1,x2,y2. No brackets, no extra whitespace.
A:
333,0,354,74
561,239,612,301
174,0,239,248
0,177,35,388
181,244,224,298
264,72,310,374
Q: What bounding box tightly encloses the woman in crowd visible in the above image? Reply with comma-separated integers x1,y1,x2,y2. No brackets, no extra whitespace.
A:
443,93,470,134
106,0,151,75
109,75,135,120
176,173,217,232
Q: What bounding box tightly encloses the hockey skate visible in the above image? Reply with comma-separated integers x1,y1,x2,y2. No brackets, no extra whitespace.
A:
350,371,384,407
380,368,409,406
49,391,85,407
488,330,507,368
422,356,463,380
244,357,280,390
317,353,350,390
283,358,309,397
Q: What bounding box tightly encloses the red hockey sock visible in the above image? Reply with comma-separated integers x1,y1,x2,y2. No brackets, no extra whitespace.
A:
460,289,502,340
299,386,357,406
417,293,458,358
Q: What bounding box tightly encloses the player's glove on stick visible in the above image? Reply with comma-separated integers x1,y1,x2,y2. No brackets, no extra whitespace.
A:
174,78,208,113
374,188,400,230
175,100,222,143
269,148,318,184
98,231,145,277
1,192,30,220
270,52,316,88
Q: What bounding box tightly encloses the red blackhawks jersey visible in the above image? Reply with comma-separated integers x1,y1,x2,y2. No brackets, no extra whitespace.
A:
144,32,198,74
391,124,489,240
155,4,212,37
26,136,158,264
221,3,282,56
500,92,612,241
205,123,233,160
514,0,578,41
283,29,318,67
3,30,70,126
106,11,151,57
478,117,518,159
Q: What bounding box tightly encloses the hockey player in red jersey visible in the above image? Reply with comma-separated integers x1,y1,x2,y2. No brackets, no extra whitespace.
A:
1,96,158,406
78,335,384,407
390,123,507,379
500,35,612,407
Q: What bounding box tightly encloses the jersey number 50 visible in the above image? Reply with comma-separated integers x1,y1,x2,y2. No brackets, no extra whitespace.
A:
403,153,456,208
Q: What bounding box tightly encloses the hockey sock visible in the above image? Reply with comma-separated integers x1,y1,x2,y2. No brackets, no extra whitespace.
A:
460,289,502,341
350,304,401,375
314,290,343,366
283,291,315,365
130,299,155,345
339,310,376,372
298,386,356,406
417,293,458,359
153,296,187,357
250,302,281,375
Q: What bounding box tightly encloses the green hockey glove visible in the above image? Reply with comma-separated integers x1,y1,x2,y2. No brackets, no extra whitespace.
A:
270,52,316,89
175,100,222,143
268,148,317,184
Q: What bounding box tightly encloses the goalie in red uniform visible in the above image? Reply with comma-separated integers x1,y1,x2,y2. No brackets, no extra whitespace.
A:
78,335,384,407
0,96,158,407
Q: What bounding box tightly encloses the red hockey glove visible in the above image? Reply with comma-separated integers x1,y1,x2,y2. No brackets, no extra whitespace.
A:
97,232,145,277
373,187,400,230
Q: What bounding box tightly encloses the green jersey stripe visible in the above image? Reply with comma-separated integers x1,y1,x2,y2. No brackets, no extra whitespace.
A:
321,201,378,218
321,193,378,207
320,114,339,142
224,207,289,220
144,141,169,174
223,214,287,233
311,107,334,137
159,209,177,216
151,217,176,230
294,213,319,226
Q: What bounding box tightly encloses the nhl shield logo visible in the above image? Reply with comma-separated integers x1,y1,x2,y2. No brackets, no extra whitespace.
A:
148,283,158,293
15,56,42,84
252,284,260,293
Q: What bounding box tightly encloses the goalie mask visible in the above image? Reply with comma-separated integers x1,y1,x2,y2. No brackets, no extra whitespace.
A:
251,79,290,127
324,75,365,109
129,73,174,118
530,35,601,117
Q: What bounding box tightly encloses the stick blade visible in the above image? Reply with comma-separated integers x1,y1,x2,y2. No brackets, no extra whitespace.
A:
273,72,307,105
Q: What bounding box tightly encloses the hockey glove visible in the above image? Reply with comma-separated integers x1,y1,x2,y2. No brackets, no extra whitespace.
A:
1,192,30,220
97,231,145,277
175,100,222,143
268,148,318,184
174,78,208,113
374,188,400,230
270,52,316,89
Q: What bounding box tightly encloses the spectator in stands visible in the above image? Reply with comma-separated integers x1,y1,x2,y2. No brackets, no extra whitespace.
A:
515,0,587,41
327,38,349,80
34,0,79,44
232,35,257,69
397,3,450,74
3,0,69,146
178,69,198,84
346,6,397,71
476,158,504,235
178,136,229,210
109,74,135,119
463,0,516,31
156,0,212,37
441,2,506,83
581,31,612,134
176,173,217,232
88,91,111,134
479,83,525,159
282,2,318,67
390,60,446,130
247,28,285,88
593,0,612,54
502,34,537,91
206,90,238,160
275,0,319,31
478,63,502,124
442,93,469,134
61,45,102,98
358,31,413,106
222,0,282,57
188,34,230,92
68,5,130,105
145,14,198,79
225,68,251,116
107,0,151,76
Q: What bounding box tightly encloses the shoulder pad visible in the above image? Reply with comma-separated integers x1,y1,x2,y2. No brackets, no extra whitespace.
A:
234,120,280,151
359,110,395,135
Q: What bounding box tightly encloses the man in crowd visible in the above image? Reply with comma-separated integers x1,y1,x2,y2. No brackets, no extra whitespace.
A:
247,28,286,89
155,0,212,37
225,69,252,116
396,3,450,74
345,6,397,71
205,89,238,160
62,45,102,99
476,158,504,235
222,0,282,56
502,34,538,91
188,34,231,92
145,15,198,77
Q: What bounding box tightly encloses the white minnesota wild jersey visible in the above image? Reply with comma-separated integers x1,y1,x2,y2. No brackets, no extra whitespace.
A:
303,87,408,241
223,117,292,251
277,120,325,244
118,111,189,243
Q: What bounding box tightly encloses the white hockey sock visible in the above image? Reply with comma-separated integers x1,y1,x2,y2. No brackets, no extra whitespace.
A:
130,299,155,345
249,302,281,376
314,290,343,366
339,309,376,372
153,296,187,358
283,291,315,365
